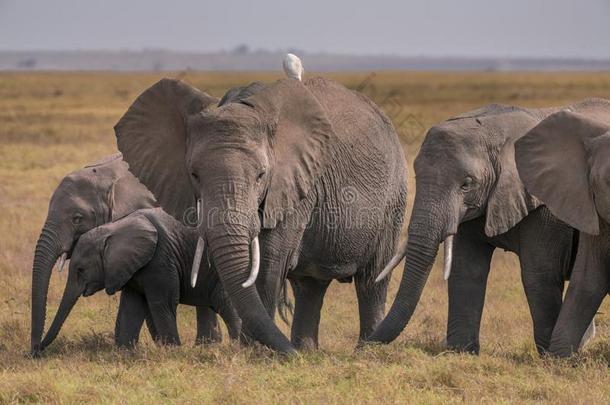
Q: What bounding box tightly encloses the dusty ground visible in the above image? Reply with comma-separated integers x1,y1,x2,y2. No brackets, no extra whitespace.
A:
0,71,609,403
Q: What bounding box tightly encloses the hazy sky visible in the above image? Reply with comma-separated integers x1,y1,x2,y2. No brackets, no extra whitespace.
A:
0,0,608,58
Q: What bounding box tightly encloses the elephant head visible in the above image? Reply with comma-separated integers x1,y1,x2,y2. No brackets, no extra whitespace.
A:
31,154,157,355
115,78,334,353
369,105,545,343
40,214,158,351
514,99,610,356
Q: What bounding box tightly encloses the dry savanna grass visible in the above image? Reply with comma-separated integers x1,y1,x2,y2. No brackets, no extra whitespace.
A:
1,71,610,403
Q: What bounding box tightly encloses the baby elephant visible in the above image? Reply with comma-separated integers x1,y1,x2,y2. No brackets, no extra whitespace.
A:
40,208,241,350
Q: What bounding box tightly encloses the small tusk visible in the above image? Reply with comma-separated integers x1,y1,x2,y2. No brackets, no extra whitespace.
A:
579,319,596,349
443,235,454,281
56,252,68,273
375,238,408,283
242,237,260,288
196,199,202,226
191,237,205,288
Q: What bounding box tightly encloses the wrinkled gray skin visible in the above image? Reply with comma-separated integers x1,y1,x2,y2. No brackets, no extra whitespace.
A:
115,78,407,353
31,154,222,355
367,104,581,354
515,99,610,357
40,208,241,351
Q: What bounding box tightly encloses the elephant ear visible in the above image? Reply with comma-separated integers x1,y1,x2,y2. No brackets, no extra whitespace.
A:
242,79,334,228
484,137,541,237
515,110,608,235
107,171,157,221
103,214,158,295
114,79,218,219
218,82,266,106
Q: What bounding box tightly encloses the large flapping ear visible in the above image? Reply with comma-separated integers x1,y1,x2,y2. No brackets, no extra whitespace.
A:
515,110,609,235
103,214,158,294
114,79,218,219
586,132,610,224
106,171,157,221
485,137,541,237
241,79,334,228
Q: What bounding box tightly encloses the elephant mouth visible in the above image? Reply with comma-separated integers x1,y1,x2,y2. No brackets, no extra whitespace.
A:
83,283,103,297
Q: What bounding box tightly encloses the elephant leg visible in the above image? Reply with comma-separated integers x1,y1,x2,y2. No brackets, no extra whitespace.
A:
195,306,222,344
217,304,242,341
549,235,608,357
354,270,388,341
446,227,494,354
257,229,302,321
519,256,566,354
518,208,573,354
145,310,160,341
114,288,148,348
290,277,330,350
147,299,181,346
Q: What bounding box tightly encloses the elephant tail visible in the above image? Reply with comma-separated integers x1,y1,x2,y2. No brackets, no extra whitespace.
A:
277,279,294,325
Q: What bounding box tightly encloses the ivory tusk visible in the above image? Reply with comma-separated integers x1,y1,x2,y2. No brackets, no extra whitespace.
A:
242,237,260,288
196,199,202,226
443,235,454,281
56,252,68,273
375,238,408,283
191,237,205,288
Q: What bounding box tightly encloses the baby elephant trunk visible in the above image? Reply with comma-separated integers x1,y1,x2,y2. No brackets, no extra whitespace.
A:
40,271,82,351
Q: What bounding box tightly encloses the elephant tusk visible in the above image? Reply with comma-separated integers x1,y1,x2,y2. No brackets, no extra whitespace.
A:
443,235,454,281
56,252,68,273
375,238,408,283
196,199,202,226
579,319,596,349
191,237,205,288
242,237,260,288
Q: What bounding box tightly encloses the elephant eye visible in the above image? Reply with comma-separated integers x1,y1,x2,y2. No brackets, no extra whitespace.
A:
191,172,199,182
256,171,266,183
461,176,474,191
72,214,83,225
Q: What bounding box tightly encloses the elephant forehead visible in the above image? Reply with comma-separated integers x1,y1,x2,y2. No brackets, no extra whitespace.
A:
192,105,263,139
419,126,485,160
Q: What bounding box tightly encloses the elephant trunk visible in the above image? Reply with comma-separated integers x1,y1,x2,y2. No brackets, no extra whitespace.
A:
31,221,64,355
367,195,452,344
206,224,294,354
40,269,82,351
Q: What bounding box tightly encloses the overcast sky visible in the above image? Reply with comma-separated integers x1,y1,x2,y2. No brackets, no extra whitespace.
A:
0,0,608,58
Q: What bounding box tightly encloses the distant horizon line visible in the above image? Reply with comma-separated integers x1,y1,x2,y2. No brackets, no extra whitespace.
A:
2,48,610,62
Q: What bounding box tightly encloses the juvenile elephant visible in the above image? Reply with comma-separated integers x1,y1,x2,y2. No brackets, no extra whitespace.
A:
515,98,610,357
30,152,223,355
115,78,407,353
40,208,241,351
368,103,581,354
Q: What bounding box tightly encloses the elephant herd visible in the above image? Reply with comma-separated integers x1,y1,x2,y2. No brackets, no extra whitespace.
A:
30,71,610,360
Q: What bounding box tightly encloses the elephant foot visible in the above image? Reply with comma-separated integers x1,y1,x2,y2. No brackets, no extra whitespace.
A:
293,337,319,351
445,338,480,355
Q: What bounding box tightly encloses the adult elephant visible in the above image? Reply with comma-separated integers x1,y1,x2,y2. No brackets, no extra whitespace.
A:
30,152,223,355
368,103,581,354
115,78,407,354
515,99,610,357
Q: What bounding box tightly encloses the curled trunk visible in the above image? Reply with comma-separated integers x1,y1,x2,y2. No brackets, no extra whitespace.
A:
31,222,63,354
207,227,295,354
367,232,440,343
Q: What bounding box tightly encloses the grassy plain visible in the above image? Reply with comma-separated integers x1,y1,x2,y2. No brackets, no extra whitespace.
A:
1,71,610,403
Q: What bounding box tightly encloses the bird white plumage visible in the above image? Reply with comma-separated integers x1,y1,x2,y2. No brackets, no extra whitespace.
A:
283,53,304,81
